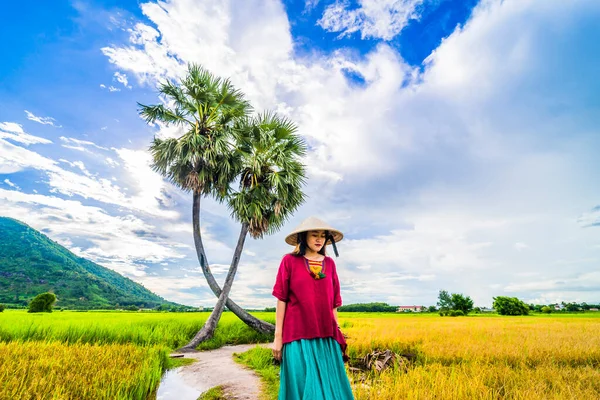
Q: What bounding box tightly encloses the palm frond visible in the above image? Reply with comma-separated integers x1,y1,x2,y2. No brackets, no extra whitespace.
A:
227,111,307,237
141,63,250,198
138,103,190,127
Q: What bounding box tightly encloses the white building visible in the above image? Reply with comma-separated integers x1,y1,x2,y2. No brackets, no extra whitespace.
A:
397,305,424,312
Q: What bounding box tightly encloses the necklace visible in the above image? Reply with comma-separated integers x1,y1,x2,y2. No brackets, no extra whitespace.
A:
304,257,326,280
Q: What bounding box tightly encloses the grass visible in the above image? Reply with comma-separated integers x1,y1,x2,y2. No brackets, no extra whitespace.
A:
166,356,197,369
0,309,274,349
234,346,279,400
198,385,226,400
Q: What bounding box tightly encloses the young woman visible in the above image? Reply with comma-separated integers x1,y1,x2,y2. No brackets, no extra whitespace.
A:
272,216,354,399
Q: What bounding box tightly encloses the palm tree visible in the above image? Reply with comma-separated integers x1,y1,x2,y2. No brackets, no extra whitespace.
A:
180,112,307,350
139,64,274,335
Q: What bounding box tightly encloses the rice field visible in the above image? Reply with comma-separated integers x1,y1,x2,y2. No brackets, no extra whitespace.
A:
0,310,273,349
0,310,273,399
340,313,600,399
2,310,600,399
237,313,600,400
0,341,167,400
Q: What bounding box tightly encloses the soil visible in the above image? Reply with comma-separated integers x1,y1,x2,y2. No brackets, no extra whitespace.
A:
170,344,268,400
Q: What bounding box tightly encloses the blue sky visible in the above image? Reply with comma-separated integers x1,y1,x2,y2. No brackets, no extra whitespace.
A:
1,0,600,308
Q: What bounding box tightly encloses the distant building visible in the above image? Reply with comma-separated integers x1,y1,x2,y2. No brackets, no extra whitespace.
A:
554,304,565,310
589,308,599,312
397,305,424,312
480,307,495,313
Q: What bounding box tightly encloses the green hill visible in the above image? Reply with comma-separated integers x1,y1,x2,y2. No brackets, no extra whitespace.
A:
0,217,183,309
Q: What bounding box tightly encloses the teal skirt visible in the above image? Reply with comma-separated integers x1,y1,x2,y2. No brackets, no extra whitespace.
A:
279,337,354,400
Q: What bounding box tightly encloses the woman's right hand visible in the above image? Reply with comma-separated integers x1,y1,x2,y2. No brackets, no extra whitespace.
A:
272,336,283,361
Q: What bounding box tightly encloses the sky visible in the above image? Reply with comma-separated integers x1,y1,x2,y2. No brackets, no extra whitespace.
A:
1,0,599,309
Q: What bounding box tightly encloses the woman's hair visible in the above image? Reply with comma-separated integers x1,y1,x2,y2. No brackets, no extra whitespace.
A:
290,230,328,256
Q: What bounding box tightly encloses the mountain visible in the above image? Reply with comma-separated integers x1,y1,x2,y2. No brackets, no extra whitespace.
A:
0,217,183,309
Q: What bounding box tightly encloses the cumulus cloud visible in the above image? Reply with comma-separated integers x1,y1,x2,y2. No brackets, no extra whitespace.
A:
79,0,600,305
318,0,423,40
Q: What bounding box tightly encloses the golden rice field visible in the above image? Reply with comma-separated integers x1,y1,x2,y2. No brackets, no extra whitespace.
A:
1,310,600,399
0,341,167,400
339,313,600,399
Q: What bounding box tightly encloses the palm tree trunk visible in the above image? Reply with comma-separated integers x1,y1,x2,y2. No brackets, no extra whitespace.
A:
192,191,274,334
180,223,249,351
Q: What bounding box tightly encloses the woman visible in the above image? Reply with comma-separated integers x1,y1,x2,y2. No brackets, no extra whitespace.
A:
272,216,354,400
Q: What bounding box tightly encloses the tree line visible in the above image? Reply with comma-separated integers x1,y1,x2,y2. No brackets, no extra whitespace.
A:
4,290,598,316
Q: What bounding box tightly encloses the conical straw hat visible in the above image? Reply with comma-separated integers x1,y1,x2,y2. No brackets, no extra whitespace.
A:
284,216,344,246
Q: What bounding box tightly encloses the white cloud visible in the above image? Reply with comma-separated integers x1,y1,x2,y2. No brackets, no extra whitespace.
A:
3,179,20,190
113,147,178,209
514,242,529,251
505,271,600,296
0,122,25,134
108,85,121,92
24,110,62,127
113,71,132,88
59,159,93,177
0,189,186,278
0,122,52,145
0,138,57,173
2,135,179,218
105,157,120,167
135,275,207,305
59,136,109,151
318,0,423,40
304,0,320,13
101,0,419,179
85,0,600,306
578,207,600,228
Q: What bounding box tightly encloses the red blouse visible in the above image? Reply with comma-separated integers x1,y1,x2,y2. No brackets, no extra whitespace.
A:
272,253,348,360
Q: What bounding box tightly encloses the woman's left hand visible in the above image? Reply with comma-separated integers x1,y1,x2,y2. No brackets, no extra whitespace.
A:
272,336,283,361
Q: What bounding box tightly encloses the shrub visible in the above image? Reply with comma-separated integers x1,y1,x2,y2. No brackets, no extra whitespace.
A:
28,292,57,313
449,310,465,317
0,304,5,312
541,306,553,314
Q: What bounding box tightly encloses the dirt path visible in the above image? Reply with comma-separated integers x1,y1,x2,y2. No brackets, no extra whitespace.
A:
168,344,268,400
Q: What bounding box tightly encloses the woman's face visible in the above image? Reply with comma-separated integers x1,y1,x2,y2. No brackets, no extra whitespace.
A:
306,230,327,254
